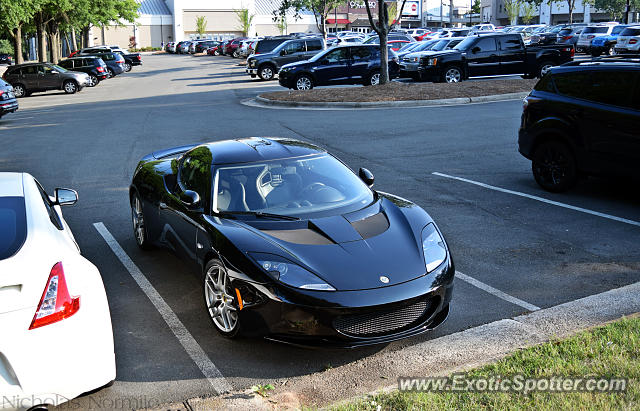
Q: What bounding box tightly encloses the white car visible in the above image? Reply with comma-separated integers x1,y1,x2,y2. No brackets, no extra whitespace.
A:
576,24,618,52
614,25,640,54
0,173,115,410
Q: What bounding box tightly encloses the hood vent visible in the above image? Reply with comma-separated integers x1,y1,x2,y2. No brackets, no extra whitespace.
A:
350,212,389,240
261,227,334,245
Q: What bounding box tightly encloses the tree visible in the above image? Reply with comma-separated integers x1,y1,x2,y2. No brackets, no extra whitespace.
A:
196,16,207,37
521,1,537,23
593,0,639,21
0,0,39,63
504,0,521,24
364,0,408,85
276,15,288,34
234,9,253,37
471,0,481,14
275,0,344,40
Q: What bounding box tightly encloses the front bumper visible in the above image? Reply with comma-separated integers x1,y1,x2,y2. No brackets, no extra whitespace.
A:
229,257,455,347
399,62,420,77
246,68,257,75
417,65,442,82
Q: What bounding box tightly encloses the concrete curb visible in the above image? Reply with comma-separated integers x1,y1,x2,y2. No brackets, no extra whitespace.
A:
141,279,640,410
253,92,529,109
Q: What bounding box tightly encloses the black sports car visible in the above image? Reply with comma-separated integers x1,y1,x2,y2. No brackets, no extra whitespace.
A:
129,138,454,347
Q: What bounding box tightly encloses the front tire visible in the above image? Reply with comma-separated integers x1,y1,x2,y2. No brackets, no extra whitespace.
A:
204,259,240,338
294,74,313,90
63,80,78,94
131,194,152,250
442,66,462,83
258,64,275,81
532,140,578,192
537,61,554,78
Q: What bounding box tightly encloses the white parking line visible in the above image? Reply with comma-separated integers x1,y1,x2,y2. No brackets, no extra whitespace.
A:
456,271,540,311
93,222,231,394
433,172,640,227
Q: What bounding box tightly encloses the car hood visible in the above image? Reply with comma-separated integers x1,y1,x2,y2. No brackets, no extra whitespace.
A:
418,49,460,58
209,195,436,291
280,60,312,71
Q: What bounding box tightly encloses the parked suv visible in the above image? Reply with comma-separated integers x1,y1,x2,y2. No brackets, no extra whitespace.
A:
590,25,629,56
253,36,294,55
78,52,125,77
576,24,618,53
518,59,640,192
0,78,18,119
278,45,399,90
2,62,89,97
58,56,108,87
614,25,640,54
247,38,325,80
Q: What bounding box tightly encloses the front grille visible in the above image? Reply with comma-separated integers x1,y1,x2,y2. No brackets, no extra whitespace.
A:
334,299,431,337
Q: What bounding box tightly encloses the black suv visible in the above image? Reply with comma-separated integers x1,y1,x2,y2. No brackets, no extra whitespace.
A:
58,56,108,87
246,38,324,80
518,58,640,192
278,45,399,90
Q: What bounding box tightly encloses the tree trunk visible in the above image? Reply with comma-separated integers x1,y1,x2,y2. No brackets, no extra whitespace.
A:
36,13,47,62
568,0,573,23
12,26,24,64
379,2,390,84
70,27,78,52
48,21,60,64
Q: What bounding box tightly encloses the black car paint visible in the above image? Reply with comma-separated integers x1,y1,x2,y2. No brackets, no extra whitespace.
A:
246,38,325,79
418,33,574,81
277,45,400,89
130,138,454,346
519,64,640,189
59,57,109,83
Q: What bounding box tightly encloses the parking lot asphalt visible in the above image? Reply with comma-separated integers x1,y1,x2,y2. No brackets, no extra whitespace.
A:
2,54,639,408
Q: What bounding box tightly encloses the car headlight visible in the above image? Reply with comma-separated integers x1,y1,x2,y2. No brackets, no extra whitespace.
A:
421,223,447,272
427,57,438,66
250,253,336,291
280,66,291,73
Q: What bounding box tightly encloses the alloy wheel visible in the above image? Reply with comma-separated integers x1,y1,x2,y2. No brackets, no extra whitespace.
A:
369,72,380,85
259,66,274,80
123,63,132,72
13,84,25,98
295,76,312,90
532,142,577,192
131,196,147,248
107,68,114,78
204,263,238,333
539,64,553,77
64,81,77,94
88,75,98,87
609,46,616,55
444,67,461,83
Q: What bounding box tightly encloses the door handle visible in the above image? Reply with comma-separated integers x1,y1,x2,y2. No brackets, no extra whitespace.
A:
196,243,204,249
159,202,168,210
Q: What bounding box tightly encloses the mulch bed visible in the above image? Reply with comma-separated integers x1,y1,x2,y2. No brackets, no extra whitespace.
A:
260,79,538,103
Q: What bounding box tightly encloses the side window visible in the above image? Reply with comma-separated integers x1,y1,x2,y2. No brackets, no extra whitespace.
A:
585,71,636,109
552,72,591,100
179,147,213,202
285,41,305,54
475,38,497,52
34,181,63,230
306,40,322,51
324,48,349,63
351,47,372,60
23,66,37,75
501,36,522,50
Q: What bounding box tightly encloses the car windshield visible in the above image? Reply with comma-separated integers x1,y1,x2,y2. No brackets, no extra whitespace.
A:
212,154,374,217
399,42,419,52
453,37,477,51
0,197,27,261
431,39,454,51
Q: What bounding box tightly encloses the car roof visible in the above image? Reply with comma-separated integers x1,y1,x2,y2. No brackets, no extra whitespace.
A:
0,173,24,197
556,58,640,72
193,138,326,165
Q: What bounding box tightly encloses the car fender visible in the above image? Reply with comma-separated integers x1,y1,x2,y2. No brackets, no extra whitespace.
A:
526,116,586,165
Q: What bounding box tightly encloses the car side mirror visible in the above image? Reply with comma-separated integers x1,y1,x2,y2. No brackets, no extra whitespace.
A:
280,49,287,56
471,47,480,54
54,188,78,206
180,190,201,208
358,168,374,187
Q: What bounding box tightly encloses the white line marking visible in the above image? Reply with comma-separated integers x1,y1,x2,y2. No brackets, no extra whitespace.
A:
456,271,541,311
93,222,231,394
433,172,640,227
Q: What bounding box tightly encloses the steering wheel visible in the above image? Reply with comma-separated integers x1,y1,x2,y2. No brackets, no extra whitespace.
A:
301,182,326,194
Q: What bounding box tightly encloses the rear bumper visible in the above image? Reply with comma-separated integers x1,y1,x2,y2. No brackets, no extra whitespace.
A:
0,100,18,115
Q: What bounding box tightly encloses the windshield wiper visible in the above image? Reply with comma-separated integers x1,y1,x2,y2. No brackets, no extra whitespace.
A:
214,210,300,221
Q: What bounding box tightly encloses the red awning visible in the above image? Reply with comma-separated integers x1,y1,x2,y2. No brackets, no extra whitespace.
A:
326,19,351,24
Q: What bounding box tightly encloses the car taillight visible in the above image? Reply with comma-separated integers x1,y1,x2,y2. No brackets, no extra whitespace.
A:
587,35,595,39
29,262,80,330
137,55,141,61
562,36,572,40
630,39,638,44
96,66,104,72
